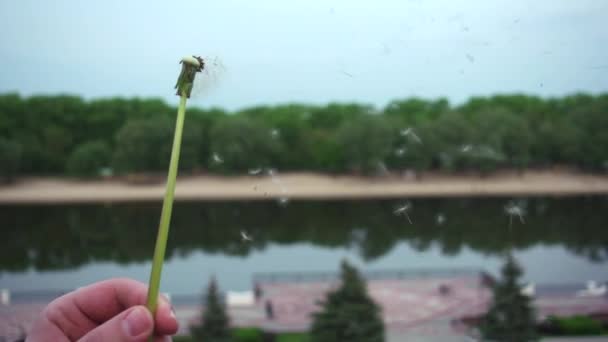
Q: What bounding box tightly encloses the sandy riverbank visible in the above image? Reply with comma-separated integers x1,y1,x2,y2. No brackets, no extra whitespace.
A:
1,170,607,204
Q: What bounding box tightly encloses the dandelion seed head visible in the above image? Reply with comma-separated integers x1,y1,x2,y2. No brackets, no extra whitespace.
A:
190,55,227,99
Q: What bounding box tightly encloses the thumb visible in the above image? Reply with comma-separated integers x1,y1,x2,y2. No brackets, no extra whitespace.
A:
78,306,154,342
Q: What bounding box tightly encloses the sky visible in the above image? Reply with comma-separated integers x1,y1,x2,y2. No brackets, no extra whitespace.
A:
1,0,607,111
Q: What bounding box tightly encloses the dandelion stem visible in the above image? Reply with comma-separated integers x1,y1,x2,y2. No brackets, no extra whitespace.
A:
145,57,204,336
146,92,187,316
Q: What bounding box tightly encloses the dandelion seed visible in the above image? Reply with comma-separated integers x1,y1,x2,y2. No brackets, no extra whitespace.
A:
248,168,263,175
400,127,422,144
190,56,226,99
465,54,475,63
240,230,253,242
394,201,413,224
267,168,290,195
278,197,290,206
341,70,354,78
376,161,389,176
381,43,391,55
460,144,473,153
436,213,446,225
212,153,223,164
271,129,280,139
504,201,526,227
395,147,407,157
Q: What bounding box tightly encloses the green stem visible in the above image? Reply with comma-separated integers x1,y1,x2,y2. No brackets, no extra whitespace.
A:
146,92,188,318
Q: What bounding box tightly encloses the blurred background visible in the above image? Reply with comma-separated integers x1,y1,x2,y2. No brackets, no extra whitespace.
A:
1,0,607,340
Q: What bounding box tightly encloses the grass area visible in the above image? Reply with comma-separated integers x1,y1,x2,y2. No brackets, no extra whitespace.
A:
171,330,310,342
540,316,608,336
275,332,310,342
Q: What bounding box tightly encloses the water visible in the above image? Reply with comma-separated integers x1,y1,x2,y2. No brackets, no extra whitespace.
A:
0,197,607,295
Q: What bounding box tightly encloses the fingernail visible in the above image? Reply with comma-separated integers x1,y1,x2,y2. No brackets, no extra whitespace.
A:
170,305,176,319
123,307,150,337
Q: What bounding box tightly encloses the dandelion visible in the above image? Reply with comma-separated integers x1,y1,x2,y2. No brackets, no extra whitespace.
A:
271,129,280,139
146,55,205,322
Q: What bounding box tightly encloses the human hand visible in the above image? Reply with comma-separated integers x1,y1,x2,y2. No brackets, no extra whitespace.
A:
26,278,179,342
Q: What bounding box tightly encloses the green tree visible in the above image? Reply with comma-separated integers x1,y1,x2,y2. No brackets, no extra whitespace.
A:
113,117,200,174
310,260,385,342
0,138,22,183
192,277,231,342
335,116,393,174
66,141,112,177
113,118,172,173
209,117,281,173
480,254,538,341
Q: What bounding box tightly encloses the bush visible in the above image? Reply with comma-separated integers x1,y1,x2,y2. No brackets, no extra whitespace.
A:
66,141,111,177
233,327,265,342
0,138,22,183
540,315,606,336
276,333,310,342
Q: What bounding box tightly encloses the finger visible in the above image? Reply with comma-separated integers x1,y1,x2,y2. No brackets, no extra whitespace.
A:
31,278,176,340
155,298,179,336
78,305,153,342
73,278,178,335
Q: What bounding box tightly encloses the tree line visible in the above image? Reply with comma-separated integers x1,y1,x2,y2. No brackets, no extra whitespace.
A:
0,92,607,180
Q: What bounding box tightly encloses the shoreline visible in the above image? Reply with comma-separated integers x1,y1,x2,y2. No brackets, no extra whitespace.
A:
1,170,608,204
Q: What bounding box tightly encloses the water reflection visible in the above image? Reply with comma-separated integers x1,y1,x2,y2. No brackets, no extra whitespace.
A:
0,197,606,273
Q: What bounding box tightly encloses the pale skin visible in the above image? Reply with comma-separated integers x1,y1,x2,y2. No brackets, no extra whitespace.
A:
26,278,179,342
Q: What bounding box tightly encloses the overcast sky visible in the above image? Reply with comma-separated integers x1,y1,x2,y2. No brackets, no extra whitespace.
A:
1,0,607,110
